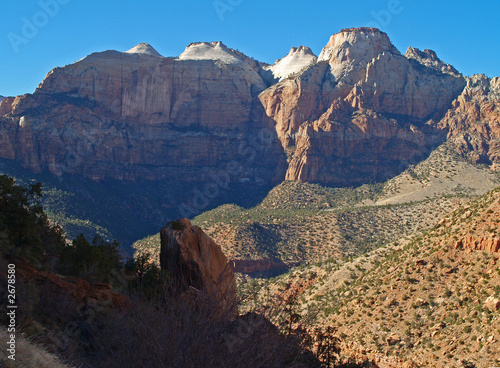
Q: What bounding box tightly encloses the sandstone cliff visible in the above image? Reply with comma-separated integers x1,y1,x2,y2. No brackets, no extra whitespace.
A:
259,28,467,185
0,42,284,184
438,74,500,167
1,28,497,191
160,218,237,317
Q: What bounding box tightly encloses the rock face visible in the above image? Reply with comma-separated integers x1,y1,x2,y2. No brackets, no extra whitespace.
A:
259,27,467,185
0,27,496,190
160,218,237,317
0,42,284,184
438,74,500,167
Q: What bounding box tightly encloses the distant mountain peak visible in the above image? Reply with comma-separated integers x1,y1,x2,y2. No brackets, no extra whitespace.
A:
266,46,317,80
405,46,461,76
178,41,246,64
318,27,398,65
125,43,162,57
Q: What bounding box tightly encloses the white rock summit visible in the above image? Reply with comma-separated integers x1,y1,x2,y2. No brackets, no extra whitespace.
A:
177,41,266,89
266,46,317,80
178,41,245,64
125,43,162,57
318,27,399,79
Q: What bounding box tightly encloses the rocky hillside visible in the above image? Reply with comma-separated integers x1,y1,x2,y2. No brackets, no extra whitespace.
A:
242,186,500,367
134,141,500,266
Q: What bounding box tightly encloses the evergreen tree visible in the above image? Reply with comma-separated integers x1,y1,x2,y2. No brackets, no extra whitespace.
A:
0,174,65,264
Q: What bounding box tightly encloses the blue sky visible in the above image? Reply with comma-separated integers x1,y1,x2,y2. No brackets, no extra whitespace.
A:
1,0,499,97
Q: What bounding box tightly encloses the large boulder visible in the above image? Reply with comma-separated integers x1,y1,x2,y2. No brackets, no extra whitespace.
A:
160,218,237,318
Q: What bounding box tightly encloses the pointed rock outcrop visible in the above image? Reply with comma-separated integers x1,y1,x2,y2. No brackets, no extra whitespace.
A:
266,46,317,80
125,42,162,57
160,218,237,318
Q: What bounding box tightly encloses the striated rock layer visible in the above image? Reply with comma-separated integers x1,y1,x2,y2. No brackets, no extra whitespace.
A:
0,27,497,190
455,237,500,253
438,74,500,167
259,28,467,185
0,42,284,184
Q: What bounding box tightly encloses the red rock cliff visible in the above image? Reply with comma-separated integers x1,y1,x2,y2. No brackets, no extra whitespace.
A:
2,29,497,189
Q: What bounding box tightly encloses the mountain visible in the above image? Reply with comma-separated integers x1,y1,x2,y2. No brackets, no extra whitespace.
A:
0,27,498,247
0,96,4,102
1,27,490,186
0,41,282,183
259,28,467,185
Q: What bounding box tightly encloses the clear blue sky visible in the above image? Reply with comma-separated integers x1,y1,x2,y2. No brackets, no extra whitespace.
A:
1,0,499,97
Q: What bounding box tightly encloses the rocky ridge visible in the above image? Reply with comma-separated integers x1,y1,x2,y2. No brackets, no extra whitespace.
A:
244,186,500,367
